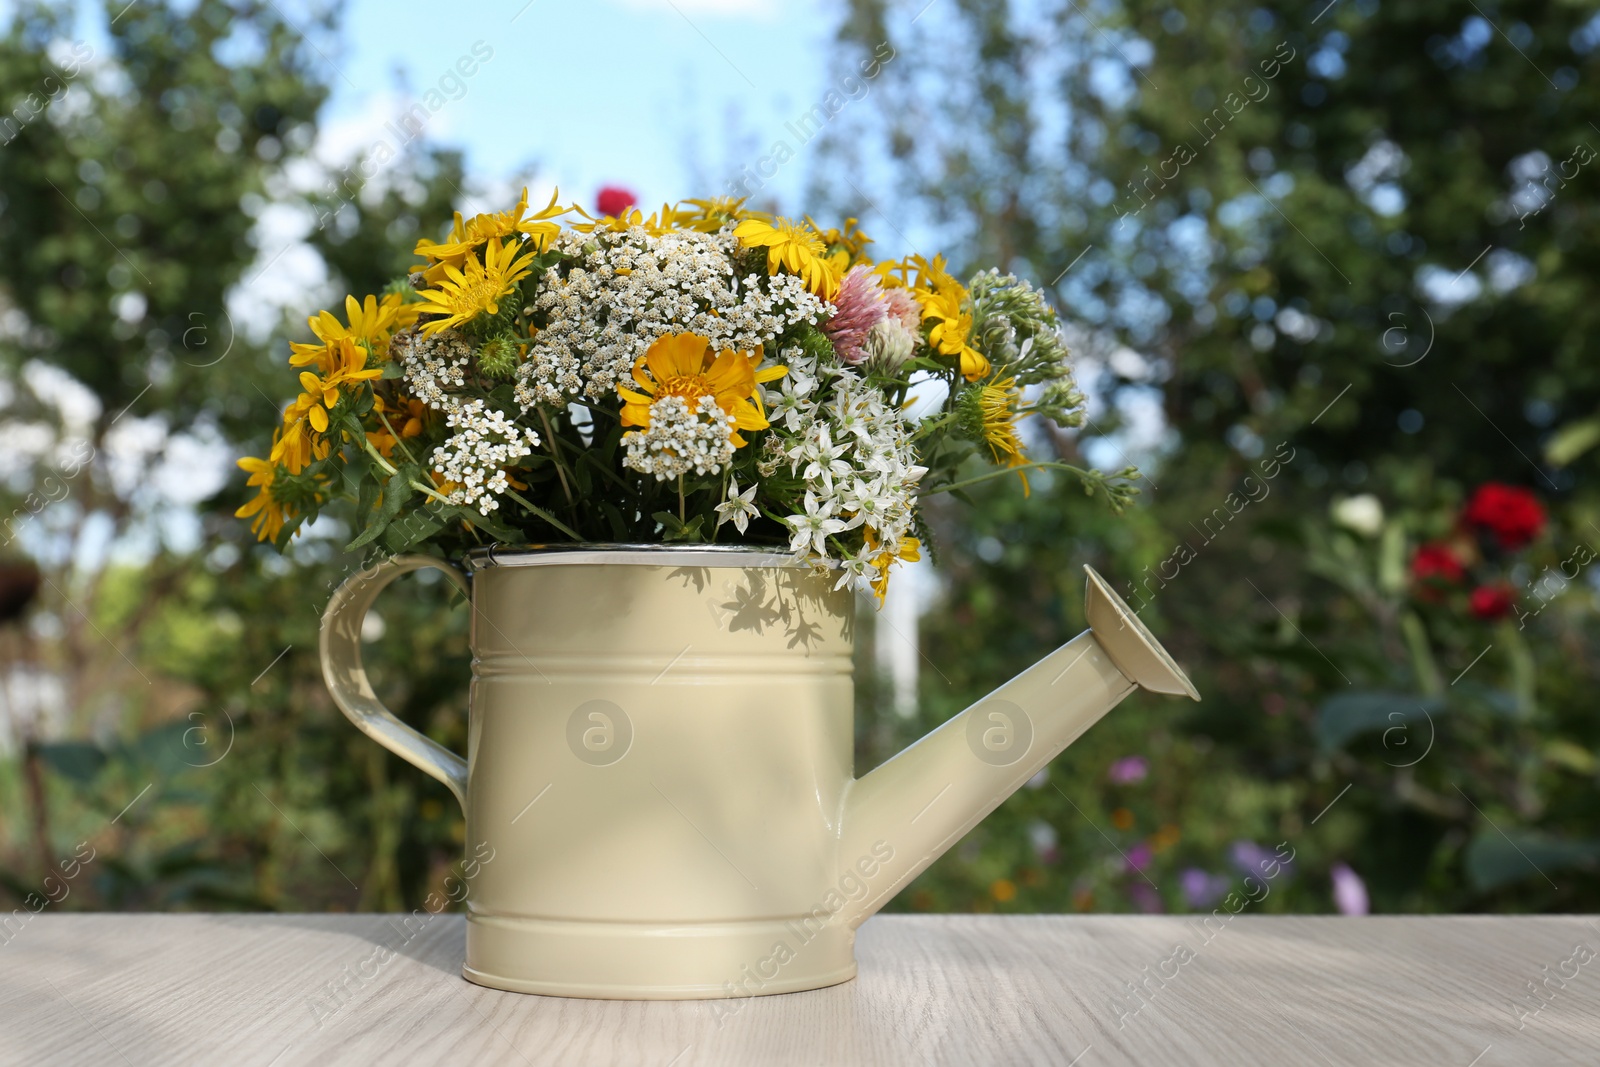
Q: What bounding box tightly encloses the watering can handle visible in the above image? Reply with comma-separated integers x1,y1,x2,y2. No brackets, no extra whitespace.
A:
320,555,471,811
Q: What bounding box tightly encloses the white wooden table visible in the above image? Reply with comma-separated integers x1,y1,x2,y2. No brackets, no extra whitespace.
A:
2,914,1597,1065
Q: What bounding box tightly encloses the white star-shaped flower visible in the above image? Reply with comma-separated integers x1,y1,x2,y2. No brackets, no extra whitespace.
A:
786,491,847,558
715,478,760,535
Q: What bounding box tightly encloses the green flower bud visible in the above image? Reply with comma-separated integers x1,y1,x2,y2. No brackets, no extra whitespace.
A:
478,335,519,380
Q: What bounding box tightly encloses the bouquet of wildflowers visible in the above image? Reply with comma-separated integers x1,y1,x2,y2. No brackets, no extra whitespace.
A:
239,190,1133,598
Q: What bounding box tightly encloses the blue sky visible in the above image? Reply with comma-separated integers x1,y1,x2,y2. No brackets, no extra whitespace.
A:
322,0,837,213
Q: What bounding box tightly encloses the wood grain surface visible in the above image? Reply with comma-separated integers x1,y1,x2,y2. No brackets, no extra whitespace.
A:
2,914,1598,1065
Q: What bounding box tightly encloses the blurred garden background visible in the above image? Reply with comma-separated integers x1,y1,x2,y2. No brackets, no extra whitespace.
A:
2,0,1598,920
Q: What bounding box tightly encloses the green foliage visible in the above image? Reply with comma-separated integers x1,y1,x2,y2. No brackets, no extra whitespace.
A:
831,0,1600,914
0,1,479,915
0,0,331,439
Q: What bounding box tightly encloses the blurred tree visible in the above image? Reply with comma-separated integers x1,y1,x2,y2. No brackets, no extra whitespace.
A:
306,144,466,300
0,0,333,437
0,0,335,897
826,0,1600,913
0,0,479,914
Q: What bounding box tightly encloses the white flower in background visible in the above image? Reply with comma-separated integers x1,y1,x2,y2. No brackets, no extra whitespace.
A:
715,477,760,534
787,490,847,556
1331,493,1384,537
621,394,736,481
430,400,541,515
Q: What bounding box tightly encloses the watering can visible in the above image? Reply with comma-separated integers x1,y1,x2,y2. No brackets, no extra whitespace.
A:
321,545,1198,999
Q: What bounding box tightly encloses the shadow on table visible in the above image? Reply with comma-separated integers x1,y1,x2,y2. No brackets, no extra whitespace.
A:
264,911,465,980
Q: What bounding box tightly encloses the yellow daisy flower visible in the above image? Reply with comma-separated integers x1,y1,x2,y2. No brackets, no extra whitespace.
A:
295,336,384,434
570,203,678,237
413,186,569,269
235,454,289,542
922,288,990,381
807,215,874,263
618,332,786,447
865,528,922,605
670,197,752,232
733,217,841,299
271,396,330,475
415,237,536,336
290,292,419,369
883,253,990,381
975,373,1030,494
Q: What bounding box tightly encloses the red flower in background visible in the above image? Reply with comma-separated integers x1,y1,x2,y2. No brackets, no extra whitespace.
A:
595,185,638,217
1410,542,1465,587
1462,483,1545,550
1469,583,1516,620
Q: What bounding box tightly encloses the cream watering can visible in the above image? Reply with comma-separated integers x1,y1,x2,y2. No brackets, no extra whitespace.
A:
320,545,1198,999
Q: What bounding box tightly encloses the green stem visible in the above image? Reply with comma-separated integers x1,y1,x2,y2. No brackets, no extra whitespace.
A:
678,474,686,524
375,408,419,466
1399,609,1444,697
711,471,728,544
407,480,454,507
926,460,1092,496
505,488,582,540
361,435,399,477
913,412,958,440
538,406,575,505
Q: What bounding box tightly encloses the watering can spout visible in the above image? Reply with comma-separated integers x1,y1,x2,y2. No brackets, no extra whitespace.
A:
836,565,1198,927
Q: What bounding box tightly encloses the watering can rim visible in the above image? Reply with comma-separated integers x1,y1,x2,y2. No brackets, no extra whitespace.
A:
461,543,816,572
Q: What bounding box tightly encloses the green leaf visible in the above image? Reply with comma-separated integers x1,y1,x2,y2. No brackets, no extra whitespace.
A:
346,467,419,550
132,720,202,777
1315,690,1445,752
600,499,628,540
451,503,521,542
383,505,447,552
502,489,580,539
1543,740,1598,775
652,510,707,542
667,514,707,542
33,741,108,784
1464,831,1600,892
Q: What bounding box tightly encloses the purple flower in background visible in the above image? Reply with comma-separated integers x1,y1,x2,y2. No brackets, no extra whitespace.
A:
1331,863,1369,916
1124,843,1154,872
1230,839,1293,880
1108,756,1149,784
1129,883,1165,914
1180,867,1229,909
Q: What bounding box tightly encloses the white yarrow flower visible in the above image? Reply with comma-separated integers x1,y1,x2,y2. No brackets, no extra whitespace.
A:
430,400,541,516
622,394,737,481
